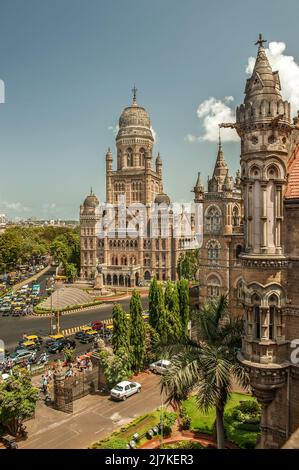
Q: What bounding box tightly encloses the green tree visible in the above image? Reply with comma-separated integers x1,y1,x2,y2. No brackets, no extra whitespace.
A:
164,281,182,341
64,262,78,282
112,304,131,359
161,295,248,449
144,323,161,364
50,238,71,265
63,347,76,364
149,276,164,330
177,249,199,281
98,350,131,389
130,290,145,371
0,367,39,437
177,278,190,336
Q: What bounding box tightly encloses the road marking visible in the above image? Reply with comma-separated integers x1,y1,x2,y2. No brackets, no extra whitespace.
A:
94,427,105,434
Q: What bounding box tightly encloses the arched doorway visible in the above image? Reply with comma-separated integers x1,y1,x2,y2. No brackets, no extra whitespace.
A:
107,274,112,285
144,270,151,281
119,274,124,286
135,272,139,286
113,274,118,286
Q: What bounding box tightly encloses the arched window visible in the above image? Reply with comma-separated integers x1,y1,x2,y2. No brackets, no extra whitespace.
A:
206,207,221,233
121,255,127,266
140,148,145,166
127,148,133,167
237,280,243,300
144,270,151,281
232,206,240,226
207,275,221,298
207,240,220,263
236,244,243,260
268,294,278,340
252,294,261,340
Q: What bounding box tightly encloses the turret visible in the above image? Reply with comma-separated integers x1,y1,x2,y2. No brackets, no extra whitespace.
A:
106,147,113,171
193,172,204,201
156,153,162,177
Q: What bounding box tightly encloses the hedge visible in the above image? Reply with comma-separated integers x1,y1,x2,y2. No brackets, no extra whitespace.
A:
34,300,103,314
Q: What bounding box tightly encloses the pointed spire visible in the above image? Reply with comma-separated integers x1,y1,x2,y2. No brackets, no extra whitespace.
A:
245,34,281,103
106,147,112,161
193,172,204,199
194,172,204,189
90,187,93,195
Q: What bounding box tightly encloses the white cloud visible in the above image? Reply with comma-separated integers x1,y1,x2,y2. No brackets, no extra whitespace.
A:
43,203,57,210
150,126,157,142
186,41,299,143
246,41,299,116
2,201,30,212
185,96,238,143
184,134,198,143
108,124,119,136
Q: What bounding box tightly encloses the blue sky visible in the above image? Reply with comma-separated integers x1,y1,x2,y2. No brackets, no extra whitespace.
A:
1,0,299,219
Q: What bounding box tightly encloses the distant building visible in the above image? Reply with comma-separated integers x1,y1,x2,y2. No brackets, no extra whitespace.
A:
80,92,196,286
0,213,6,234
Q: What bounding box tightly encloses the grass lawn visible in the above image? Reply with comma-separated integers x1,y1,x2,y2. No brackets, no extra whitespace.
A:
183,392,256,434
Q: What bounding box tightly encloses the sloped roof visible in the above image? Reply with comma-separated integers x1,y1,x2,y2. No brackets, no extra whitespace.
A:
285,144,299,200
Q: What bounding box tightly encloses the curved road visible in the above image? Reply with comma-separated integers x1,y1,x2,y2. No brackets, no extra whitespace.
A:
0,297,148,351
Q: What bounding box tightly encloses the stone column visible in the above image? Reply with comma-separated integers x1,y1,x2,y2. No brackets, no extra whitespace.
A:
53,360,66,411
260,183,267,252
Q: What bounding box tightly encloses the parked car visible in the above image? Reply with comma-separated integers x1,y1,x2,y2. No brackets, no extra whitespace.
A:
91,321,104,331
47,341,65,353
149,359,172,375
110,381,141,401
0,303,11,313
79,330,99,344
9,349,36,364
75,331,87,340
47,338,76,353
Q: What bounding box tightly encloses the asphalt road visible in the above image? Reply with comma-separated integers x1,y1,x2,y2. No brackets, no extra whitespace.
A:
0,297,149,352
19,372,161,449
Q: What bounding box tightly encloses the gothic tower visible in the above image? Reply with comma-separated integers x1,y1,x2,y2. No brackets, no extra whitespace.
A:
236,35,295,448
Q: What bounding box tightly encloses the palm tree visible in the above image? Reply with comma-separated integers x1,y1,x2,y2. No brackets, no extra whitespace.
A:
161,295,249,449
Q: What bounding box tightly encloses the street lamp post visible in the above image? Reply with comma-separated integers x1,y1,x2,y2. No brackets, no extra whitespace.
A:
160,388,164,447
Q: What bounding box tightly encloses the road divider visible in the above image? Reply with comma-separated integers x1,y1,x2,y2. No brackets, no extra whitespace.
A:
62,318,113,337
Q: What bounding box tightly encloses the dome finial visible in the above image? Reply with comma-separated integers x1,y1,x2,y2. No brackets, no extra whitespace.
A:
90,187,93,195
255,33,267,49
132,84,138,104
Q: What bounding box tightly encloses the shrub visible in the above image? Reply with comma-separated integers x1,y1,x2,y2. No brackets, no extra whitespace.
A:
180,409,191,430
238,400,261,415
91,437,127,449
161,440,204,449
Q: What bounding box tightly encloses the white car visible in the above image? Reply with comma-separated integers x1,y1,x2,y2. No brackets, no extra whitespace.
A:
110,381,141,401
149,359,172,375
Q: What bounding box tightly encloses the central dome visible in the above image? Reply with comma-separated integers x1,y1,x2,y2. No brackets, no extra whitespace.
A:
116,97,153,142
119,102,151,129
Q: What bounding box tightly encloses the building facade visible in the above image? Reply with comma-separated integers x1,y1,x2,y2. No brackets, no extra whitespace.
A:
80,93,196,286
194,139,244,316
233,36,299,448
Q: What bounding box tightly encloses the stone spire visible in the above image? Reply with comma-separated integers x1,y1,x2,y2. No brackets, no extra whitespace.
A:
212,133,228,181
193,172,204,201
245,34,281,104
